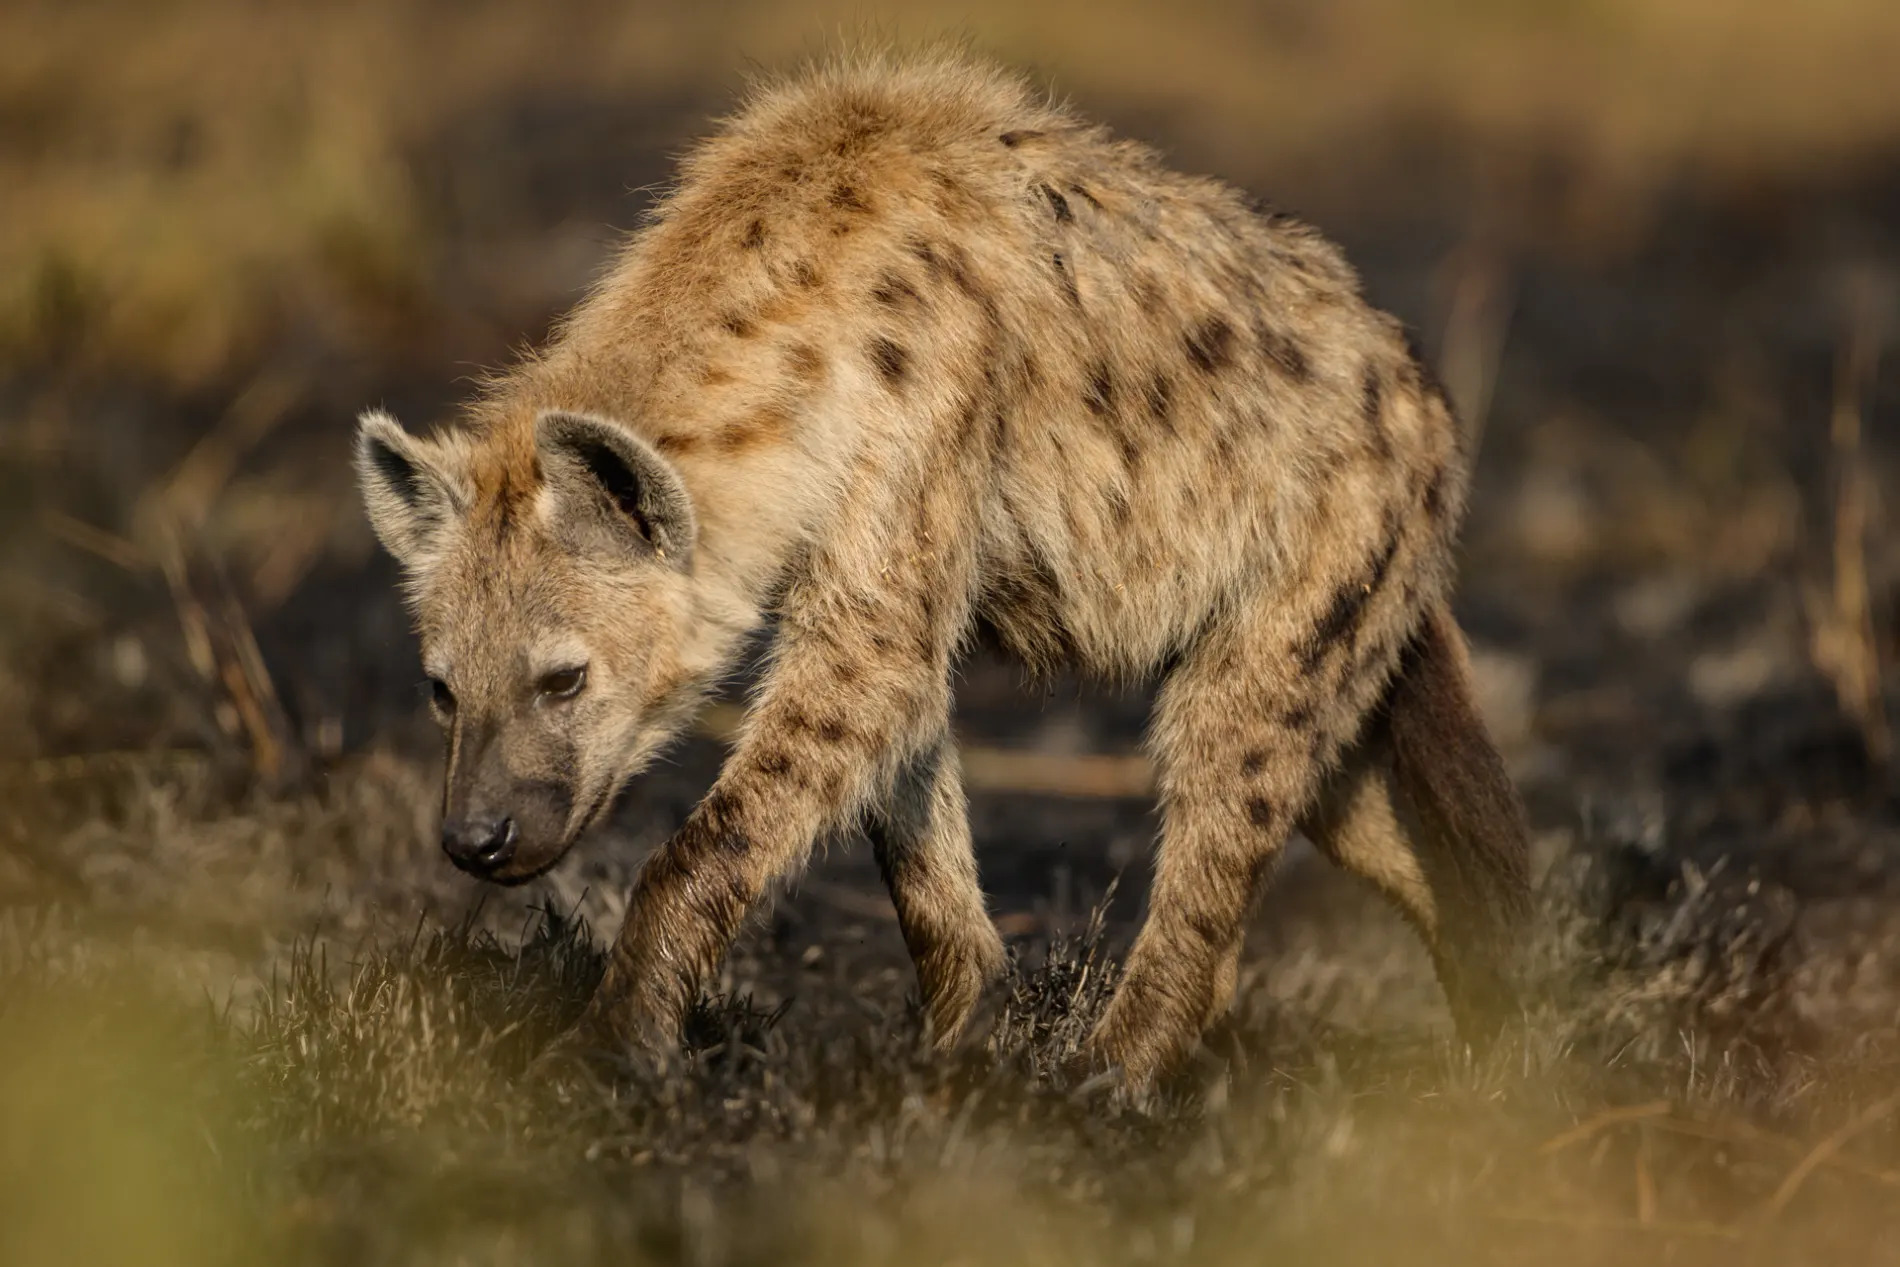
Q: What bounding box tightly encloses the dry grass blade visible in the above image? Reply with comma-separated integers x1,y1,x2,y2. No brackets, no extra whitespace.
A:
1634,1128,1657,1226
1487,1210,1743,1241
1650,1114,1900,1189
154,367,306,531
1809,282,1891,766
150,511,300,787
1535,1100,1671,1157
38,510,147,571
249,511,337,611
0,749,211,787
1762,1093,1900,1220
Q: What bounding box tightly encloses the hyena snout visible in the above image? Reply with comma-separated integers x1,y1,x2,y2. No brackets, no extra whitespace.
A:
441,814,518,877
440,771,576,885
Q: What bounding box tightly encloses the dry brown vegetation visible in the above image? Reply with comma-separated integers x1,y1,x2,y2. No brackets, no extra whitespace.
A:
3,2,1900,1263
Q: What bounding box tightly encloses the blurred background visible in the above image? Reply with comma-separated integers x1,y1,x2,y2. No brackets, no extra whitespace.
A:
2,3,1899,1259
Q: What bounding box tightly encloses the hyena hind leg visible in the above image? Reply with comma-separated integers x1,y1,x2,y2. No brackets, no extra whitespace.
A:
1083,628,1348,1093
864,737,1008,1046
1299,728,1439,940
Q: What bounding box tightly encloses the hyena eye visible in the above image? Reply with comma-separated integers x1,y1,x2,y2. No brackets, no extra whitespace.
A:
538,666,587,700
428,677,456,715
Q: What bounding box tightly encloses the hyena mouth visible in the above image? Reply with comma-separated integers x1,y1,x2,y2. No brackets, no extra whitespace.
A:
486,851,569,887
572,782,621,839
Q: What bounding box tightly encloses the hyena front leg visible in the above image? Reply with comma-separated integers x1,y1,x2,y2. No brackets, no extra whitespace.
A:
580,490,979,1056
864,737,1008,1045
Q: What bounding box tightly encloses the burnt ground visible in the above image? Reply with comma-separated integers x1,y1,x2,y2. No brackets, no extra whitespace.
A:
3,77,1900,1266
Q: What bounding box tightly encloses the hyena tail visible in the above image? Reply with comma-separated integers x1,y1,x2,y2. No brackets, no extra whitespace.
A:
1385,601,1534,1040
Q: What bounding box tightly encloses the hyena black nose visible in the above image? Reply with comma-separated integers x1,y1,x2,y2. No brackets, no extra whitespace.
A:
441,816,518,875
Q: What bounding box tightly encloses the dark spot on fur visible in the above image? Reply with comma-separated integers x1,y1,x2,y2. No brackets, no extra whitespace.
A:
976,539,1074,672
1145,372,1173,425
816,717,849,745
908,238,941,274
937,245,1001,324
695,787,748,848
830,182,867,212
869,337,909,387
1247,796,1277,829
756,748,793,778
721,312,755,339
1361,364,1392,458
1365,531,1400,591
1360,365,1384,422
1185,316,1236,374
1255,321,1314,383
1240,750,1267,777
741,219,765,249
871,272,922,308
787,342,826,384
1214,430,1237,467
1423,463,1448,520
1300,533,1401,671
1280,702,1316,731
791,259,818,288
1107,487,1131,525
1184,906,1231,952
1068,182,1102,210
713,407,791,455
1052,252,1079,307
1400,329,1454,420
1041,183,1073,223
998,129,1044,148
815,766,845,806
1084,362,1114,416
1116,433,1140,468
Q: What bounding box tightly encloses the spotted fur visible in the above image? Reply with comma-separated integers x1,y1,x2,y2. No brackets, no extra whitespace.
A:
354,48,1531,1095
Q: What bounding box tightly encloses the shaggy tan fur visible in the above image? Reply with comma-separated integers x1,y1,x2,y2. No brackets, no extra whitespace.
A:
355,48,1531,1094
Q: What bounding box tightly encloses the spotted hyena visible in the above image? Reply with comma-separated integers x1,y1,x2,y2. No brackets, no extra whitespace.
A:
355,49,1532,1093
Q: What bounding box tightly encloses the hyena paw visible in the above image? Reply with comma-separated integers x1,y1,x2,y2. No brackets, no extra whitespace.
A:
923,939,1014,1054
528,988,682,1086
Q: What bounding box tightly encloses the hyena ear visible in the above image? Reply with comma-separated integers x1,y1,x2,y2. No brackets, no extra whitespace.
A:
354,409,468,567
535,410,696,568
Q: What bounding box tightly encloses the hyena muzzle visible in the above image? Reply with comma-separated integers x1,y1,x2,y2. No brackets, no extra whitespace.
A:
354,49,1532,1095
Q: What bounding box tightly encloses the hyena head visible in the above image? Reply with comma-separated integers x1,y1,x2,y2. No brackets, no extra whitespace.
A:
355,407,702,885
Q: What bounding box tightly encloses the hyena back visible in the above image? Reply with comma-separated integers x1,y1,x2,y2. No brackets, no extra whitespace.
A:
355,50,1532,1093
